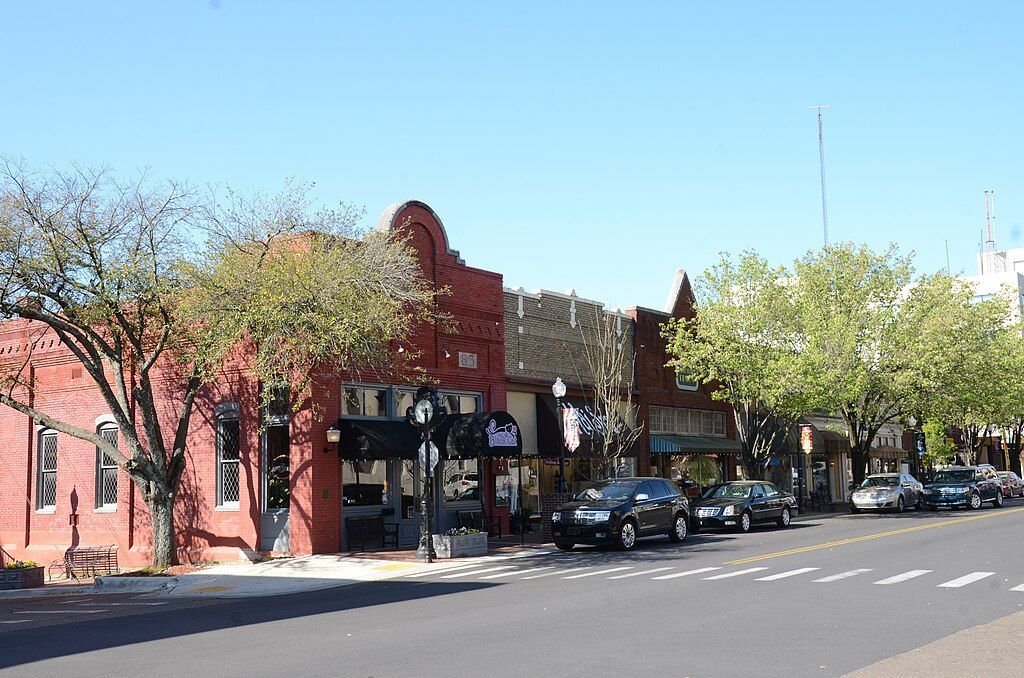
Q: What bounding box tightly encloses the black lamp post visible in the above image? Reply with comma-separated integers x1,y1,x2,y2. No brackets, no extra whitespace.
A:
552,377,569,493
408,386,446,562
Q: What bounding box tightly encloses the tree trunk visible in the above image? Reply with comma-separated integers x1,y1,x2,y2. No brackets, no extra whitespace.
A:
850,445,869,485
148,490,178,569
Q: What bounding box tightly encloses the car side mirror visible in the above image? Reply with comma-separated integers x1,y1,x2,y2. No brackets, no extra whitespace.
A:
635,493,649,502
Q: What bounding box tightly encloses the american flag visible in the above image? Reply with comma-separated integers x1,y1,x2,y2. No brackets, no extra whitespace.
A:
563,406,580,453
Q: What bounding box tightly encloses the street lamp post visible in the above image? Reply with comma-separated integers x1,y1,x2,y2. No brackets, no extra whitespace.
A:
552,377,569,493
408,386,446,562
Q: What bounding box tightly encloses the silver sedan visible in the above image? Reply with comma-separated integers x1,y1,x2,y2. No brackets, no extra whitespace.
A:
850,473,923,513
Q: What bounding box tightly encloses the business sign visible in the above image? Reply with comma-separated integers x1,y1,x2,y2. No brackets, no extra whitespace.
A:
799,424,814,454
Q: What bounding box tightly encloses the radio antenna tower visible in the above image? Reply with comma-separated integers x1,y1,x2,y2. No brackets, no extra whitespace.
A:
810,105,831,246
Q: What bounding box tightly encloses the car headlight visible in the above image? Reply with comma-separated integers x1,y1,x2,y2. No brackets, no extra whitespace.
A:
961,487,972,494
722,505,737,516
592,511,611,522
922,488,933,495
552,512,562,522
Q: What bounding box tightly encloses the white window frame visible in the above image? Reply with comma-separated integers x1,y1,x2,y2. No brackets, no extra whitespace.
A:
37,429,58,512
95,424,119,511
215,403,241,510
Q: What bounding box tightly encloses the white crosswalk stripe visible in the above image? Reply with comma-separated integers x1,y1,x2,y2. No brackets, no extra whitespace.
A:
813,569,874,583
607,567,674,579
562,567,633,579
703,567,769,580
874,570,933,585
479,567,552,580
521,567,588,580
1011,583,1024,592
406,563,482,578
440,566,516,579
937,572,995,588
652,567,721,580
755,567,820,581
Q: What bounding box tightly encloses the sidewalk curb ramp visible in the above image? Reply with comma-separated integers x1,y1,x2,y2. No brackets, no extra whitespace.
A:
93,576,180,593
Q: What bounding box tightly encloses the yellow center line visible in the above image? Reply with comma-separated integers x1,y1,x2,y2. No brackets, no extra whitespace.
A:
724,507,1024,565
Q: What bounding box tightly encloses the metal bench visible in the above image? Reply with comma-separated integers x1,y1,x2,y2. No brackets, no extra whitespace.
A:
48,545,119,581
456,510,503,538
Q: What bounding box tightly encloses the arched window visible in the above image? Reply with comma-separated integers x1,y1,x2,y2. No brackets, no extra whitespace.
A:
37,429,58,510
96,424,119,509
216,403,241,508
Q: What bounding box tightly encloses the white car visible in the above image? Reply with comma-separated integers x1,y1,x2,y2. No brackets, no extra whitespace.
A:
444,473,478,500
850,473,923,513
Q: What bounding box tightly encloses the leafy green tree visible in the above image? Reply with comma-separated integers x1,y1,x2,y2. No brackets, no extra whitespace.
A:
0,160,434,567
664,252,812,480
921,419,957,469
791,244,960,484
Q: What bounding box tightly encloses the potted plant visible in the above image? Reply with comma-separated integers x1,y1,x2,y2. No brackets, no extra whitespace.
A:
0,560,45,590
432,527,488,558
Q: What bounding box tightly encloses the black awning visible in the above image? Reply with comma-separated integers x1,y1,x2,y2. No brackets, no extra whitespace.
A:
338,419,420,460
444,411,523,459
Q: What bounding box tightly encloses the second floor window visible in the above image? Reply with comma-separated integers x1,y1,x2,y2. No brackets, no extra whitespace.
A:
95,425,119,509
650,406,727,437
37,430,58,510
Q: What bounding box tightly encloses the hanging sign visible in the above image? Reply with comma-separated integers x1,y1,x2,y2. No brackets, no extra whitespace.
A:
799,424,814,454
563,407,581,453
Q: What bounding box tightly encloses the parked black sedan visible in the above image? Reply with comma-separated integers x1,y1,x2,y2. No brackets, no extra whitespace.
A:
690,481,798,533
921,466,1004,510
551,478,690,551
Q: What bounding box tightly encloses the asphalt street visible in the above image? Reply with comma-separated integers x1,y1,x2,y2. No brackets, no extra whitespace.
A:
2,501,1023,678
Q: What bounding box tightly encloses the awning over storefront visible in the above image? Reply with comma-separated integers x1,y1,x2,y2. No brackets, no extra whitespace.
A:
870,445,905,460
338,411,523,461
536,393,640,458
338,420,420,460
650,434,742,455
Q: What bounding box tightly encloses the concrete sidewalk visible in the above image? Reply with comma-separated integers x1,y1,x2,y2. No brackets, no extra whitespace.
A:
152,547,555,599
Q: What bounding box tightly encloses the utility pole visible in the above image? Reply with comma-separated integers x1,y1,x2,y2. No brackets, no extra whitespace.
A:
810,105,831,246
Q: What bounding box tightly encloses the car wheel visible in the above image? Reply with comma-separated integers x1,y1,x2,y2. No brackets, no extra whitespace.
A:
915,496,924,510
993,491,1004,508
777,507,792,528
969,492,982,510
895,496,905,514
616,519,637,551
668,513,688,543
736,511,752,533
850,506,861,514
555,542,574,552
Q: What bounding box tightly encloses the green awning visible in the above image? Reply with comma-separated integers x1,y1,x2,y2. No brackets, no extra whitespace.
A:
650,435,742,455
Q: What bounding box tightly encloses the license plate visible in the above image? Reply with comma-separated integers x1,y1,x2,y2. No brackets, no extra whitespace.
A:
567,527,581,536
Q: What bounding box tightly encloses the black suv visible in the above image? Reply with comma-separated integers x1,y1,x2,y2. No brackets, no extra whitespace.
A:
921,465,1004,510
551,478,690,551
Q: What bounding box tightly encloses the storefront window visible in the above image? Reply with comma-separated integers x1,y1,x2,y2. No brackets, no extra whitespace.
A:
509,458,540,517
343,459,388,506
343,386,387,418
656,454,724,493
265,425,290,510
443,458,480,502
400,460,418,519
443,393,480,415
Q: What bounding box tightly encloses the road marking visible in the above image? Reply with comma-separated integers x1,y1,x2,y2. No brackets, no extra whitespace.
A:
813,569,874,583
755,567,820,581
16,610,105,615
725,507,1024,565
0,620,31,624
937,572,995,588
440,566,516,578
81,602,171,607
406,564,482,578
562,567,633,579
521,568,587,580
1011,583,1024,592
479,567,552,580
703,567,769,580
652,567,722,580
874,570,933,585
607,567,674,579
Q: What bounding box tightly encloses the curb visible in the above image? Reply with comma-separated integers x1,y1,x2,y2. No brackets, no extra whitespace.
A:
93,576,179,593
0,585,92,599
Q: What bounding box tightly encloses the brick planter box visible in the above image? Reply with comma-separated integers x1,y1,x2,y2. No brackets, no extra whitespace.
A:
432,533,488,558
0,566,45,590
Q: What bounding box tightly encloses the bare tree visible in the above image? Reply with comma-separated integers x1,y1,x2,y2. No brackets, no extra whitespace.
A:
570,308,643,480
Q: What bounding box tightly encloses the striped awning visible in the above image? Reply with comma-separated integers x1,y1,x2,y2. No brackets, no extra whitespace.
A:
650,435,742,455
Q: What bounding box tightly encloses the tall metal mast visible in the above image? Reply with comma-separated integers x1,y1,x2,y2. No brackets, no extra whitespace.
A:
810,104,832,246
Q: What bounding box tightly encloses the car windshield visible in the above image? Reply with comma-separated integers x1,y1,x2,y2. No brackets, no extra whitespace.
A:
860,477,899,488
933,470,973,483
997,472,1010,478
701,484,752,499
574,481,638,502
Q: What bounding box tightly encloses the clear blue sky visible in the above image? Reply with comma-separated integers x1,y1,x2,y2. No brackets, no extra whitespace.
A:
5,1,1022,310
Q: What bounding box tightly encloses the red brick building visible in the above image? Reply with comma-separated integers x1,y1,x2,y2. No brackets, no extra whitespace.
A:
0,200,509,566
628,270,739,494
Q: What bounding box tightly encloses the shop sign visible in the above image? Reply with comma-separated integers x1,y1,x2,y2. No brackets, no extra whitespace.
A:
799,424,814,454
485,419,519,447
